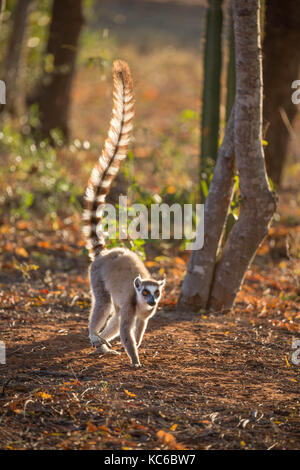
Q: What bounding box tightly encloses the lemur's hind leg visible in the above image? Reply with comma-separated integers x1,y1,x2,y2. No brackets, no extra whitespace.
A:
98,312,121,355
89,278,113,348
101,312,120,343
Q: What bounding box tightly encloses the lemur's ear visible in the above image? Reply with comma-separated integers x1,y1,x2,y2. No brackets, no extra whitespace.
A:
134,275,143,291
158,279,166,289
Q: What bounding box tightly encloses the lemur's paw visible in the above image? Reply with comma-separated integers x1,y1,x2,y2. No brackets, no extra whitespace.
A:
108,349,121,356
90,334,111,349
90,334,101,348
99,344,121,356
131,362,142,368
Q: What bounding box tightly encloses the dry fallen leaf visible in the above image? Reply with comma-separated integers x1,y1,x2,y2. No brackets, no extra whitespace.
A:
86,421,97,433
145,261,157,267
284,356,290,367
36,392,52,399
15,247,29,258
170,424,178,431
124,389,136,398
157,430,185,450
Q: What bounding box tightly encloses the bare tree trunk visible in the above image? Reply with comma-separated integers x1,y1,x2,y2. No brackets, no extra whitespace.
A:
177,107,235,311
200,0,223,177
0,0,6,112
263,0,300,187
225,10,235,123
27,0,83,140
209,0,276,312
0,1,5,30
177,0,276,313
1,0,30,115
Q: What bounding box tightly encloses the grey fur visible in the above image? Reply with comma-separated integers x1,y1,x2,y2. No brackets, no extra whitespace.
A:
84,61,165,367
89,247,165,367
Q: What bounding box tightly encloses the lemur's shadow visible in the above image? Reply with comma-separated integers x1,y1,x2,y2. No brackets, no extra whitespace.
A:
1,308,198,380
2,331,88,377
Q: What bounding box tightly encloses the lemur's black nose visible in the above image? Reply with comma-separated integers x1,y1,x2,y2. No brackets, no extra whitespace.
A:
148,299,155,306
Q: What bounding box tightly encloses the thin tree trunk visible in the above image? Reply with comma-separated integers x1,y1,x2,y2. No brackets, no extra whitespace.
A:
225,11,235,123
200,0,223,176
1,0,30,115
0,1,5,30
177,107,235,311
0,1,6,111
27,0,83,140
209,0,276,312
263,0,300,187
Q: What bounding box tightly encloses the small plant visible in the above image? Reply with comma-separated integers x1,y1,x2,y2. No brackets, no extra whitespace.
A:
0,119,82,221
13,258,39,280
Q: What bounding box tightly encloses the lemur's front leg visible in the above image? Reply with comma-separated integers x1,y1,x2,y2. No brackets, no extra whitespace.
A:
120,306,141,367
135,318,148,349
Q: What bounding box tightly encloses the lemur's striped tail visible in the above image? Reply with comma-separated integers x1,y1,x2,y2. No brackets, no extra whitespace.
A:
82,60,134,260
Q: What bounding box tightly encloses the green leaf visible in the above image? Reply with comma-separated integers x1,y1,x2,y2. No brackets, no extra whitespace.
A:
200,180,208,198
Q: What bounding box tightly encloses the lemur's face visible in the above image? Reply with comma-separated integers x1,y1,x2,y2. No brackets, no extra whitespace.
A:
134,276,165,310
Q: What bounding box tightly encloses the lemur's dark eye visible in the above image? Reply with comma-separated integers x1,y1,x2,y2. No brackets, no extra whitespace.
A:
154,290,159,298
142,289,148,297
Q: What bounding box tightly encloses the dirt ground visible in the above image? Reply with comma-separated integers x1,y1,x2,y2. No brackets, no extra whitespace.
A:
0,213,299,450
0,0,299,451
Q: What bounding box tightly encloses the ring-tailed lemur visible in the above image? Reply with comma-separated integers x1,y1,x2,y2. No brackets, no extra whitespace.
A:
82,60,165,367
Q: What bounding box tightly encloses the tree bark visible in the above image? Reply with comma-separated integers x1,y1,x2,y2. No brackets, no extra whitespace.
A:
263,0,300,187
27,0,83,140
1,0,31,115
209,0,276,312
177,107,235,311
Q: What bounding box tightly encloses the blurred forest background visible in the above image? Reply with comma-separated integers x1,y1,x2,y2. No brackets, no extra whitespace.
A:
0,0,299,255
1,0,300,305
0,0,299,451
0,0,300,250
0,0,206,233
